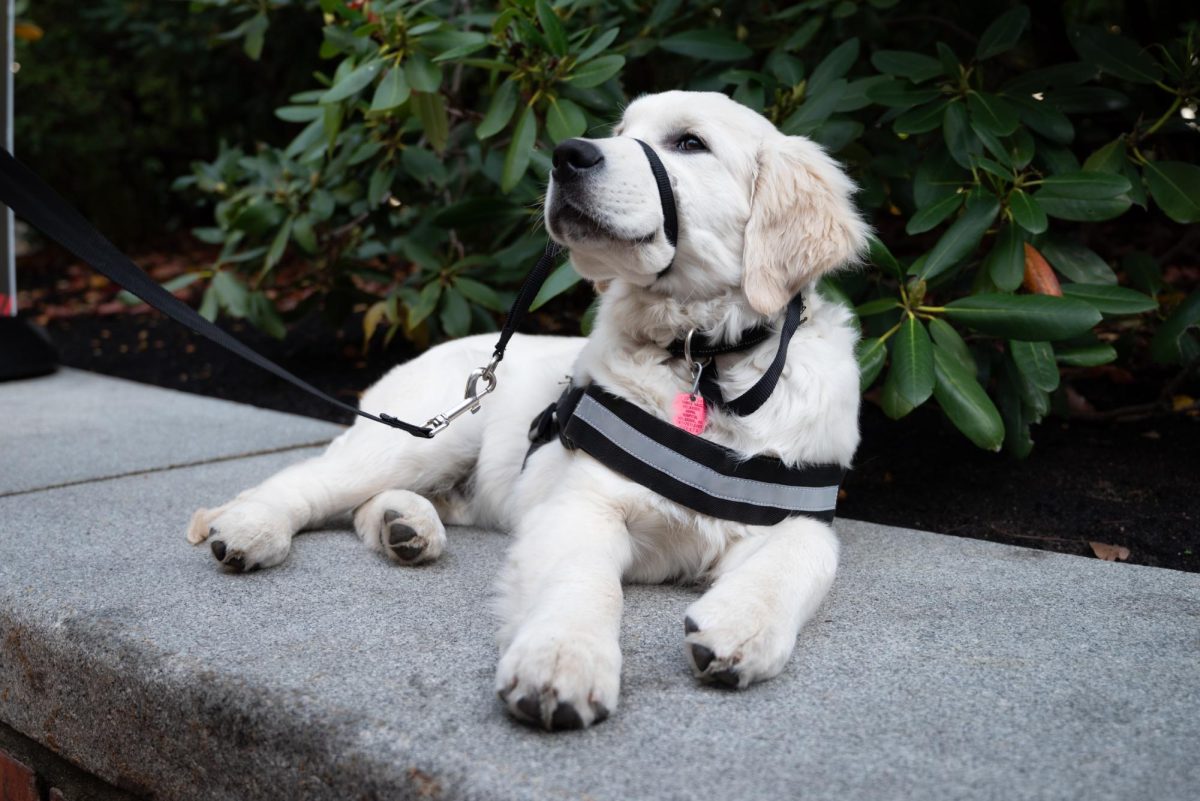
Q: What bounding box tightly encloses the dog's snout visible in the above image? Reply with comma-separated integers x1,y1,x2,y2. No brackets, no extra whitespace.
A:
552,139,603,181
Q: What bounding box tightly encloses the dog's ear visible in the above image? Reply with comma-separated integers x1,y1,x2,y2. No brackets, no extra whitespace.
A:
742,134,869,316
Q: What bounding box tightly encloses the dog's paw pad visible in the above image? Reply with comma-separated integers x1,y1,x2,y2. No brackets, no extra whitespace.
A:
210,538,254,573
382,514,436,564
685,625,747,689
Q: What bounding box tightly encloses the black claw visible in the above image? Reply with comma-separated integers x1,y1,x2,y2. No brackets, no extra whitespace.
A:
209,526,220,538
516,695,541,724
225,553,246,572
388,522,418,546
384,510,399,524
393,543,425,562
551,703,583,731
592,703,610,724
684,616,699,635
210,540,226,561
689,643,715,672
711,668,741,688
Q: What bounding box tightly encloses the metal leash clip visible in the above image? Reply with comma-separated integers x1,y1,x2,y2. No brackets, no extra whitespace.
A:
423,354,500,436
682,328,711,401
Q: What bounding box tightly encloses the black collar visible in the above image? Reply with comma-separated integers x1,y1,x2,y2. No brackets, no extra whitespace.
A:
665,324,773,360
666,293,807,418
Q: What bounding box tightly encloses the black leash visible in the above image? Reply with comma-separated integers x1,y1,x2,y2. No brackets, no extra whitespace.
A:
0,141,673,437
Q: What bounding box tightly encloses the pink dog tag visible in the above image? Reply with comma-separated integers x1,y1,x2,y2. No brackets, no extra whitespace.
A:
672,393,707,434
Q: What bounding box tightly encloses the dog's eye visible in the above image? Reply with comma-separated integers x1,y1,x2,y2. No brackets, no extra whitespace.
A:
675,133,707,153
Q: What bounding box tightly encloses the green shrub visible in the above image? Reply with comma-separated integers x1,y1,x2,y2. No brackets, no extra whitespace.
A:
176,0,1199,454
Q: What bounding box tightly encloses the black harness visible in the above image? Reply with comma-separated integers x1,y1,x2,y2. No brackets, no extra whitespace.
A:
0,138,846,526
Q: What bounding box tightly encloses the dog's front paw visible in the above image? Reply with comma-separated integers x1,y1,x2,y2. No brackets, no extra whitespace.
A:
188,501,292,573
683,597,797,689
353,490,446,565
495,625,619,731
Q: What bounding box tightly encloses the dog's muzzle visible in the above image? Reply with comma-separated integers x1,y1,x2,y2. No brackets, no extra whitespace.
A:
551,137,679,274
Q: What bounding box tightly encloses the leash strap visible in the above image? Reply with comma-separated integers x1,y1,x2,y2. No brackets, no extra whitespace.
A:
633,139,677,249
0,148,566,437
528,384,844,525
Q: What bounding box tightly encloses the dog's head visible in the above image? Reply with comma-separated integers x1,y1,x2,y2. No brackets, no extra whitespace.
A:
545,91,869,316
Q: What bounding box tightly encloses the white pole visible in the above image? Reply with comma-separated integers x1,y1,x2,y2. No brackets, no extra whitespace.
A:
0,0,15,316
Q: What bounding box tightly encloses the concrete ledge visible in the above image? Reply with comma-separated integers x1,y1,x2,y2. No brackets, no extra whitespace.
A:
0,369,342,495
1,371,1197,800
1,447,1197,800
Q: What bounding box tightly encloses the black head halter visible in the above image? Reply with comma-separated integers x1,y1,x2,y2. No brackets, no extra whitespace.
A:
632,139,678,275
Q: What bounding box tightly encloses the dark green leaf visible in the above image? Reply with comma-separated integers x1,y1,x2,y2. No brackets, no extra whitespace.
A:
453,277,507,312
1142,161,1200,224
943,101,980,169
888,317,935,407
1059,283,1158,315
985,222,1025,291
914,148,969,207
401,147,448,186
530,260,581,309
477,80,519,139
944,293,1101,340
916,194,1000,280
1068,24,1161,84
996,367,1034,458
407,282,442,330
501,106,538,192
836,75,893,111
211,271,249,318
932,343,1005,451
976,5,1030,60
1055,343,1117,367
1033,192,1131,222
1082,137,1125,173
857,337,887,390
1010,339,1059,391
871,50,942,82
906,193,963,235
368,165,395,207
808,38,859,94
369,68,410,112
1150,292,1200,364
1008,189,1047,234
1038,171,1131,199
927,318,975,376
321,59,383,103
276,105,322,122
577,28,620,64
405,53,443,93
864,80,941,108
439,289,471,337
782,79,846,135
411,91,449,153
569,54,624,87
1037,237,1117,284
868,235,904,279
535,0,567,56
546,98,587,142
967,91,1019,136
894,100,951,135
659,30,752,62
1011,96,1073,144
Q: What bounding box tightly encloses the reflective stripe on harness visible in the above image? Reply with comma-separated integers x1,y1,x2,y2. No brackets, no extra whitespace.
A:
527,385,845,526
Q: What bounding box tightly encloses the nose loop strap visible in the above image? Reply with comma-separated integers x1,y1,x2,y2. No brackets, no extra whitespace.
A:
633,139,678,273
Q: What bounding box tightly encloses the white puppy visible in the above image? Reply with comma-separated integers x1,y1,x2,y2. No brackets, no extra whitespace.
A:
187,91,869,730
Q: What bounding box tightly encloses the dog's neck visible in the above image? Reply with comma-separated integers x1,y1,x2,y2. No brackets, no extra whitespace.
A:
597,280,774,354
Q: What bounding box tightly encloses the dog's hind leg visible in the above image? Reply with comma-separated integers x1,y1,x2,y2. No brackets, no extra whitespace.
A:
187,338,498,572
682,517,839,688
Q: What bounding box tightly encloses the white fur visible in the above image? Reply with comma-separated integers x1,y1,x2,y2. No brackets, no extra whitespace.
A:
187,91,869,730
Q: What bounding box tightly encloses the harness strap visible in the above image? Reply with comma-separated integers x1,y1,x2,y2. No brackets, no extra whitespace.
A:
528,385,844,525
695,293,807,417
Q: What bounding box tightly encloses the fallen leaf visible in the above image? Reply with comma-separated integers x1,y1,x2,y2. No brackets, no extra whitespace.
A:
1089,541,1130,562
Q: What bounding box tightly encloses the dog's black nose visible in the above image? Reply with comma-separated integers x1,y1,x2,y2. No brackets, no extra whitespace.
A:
552,138,603,182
